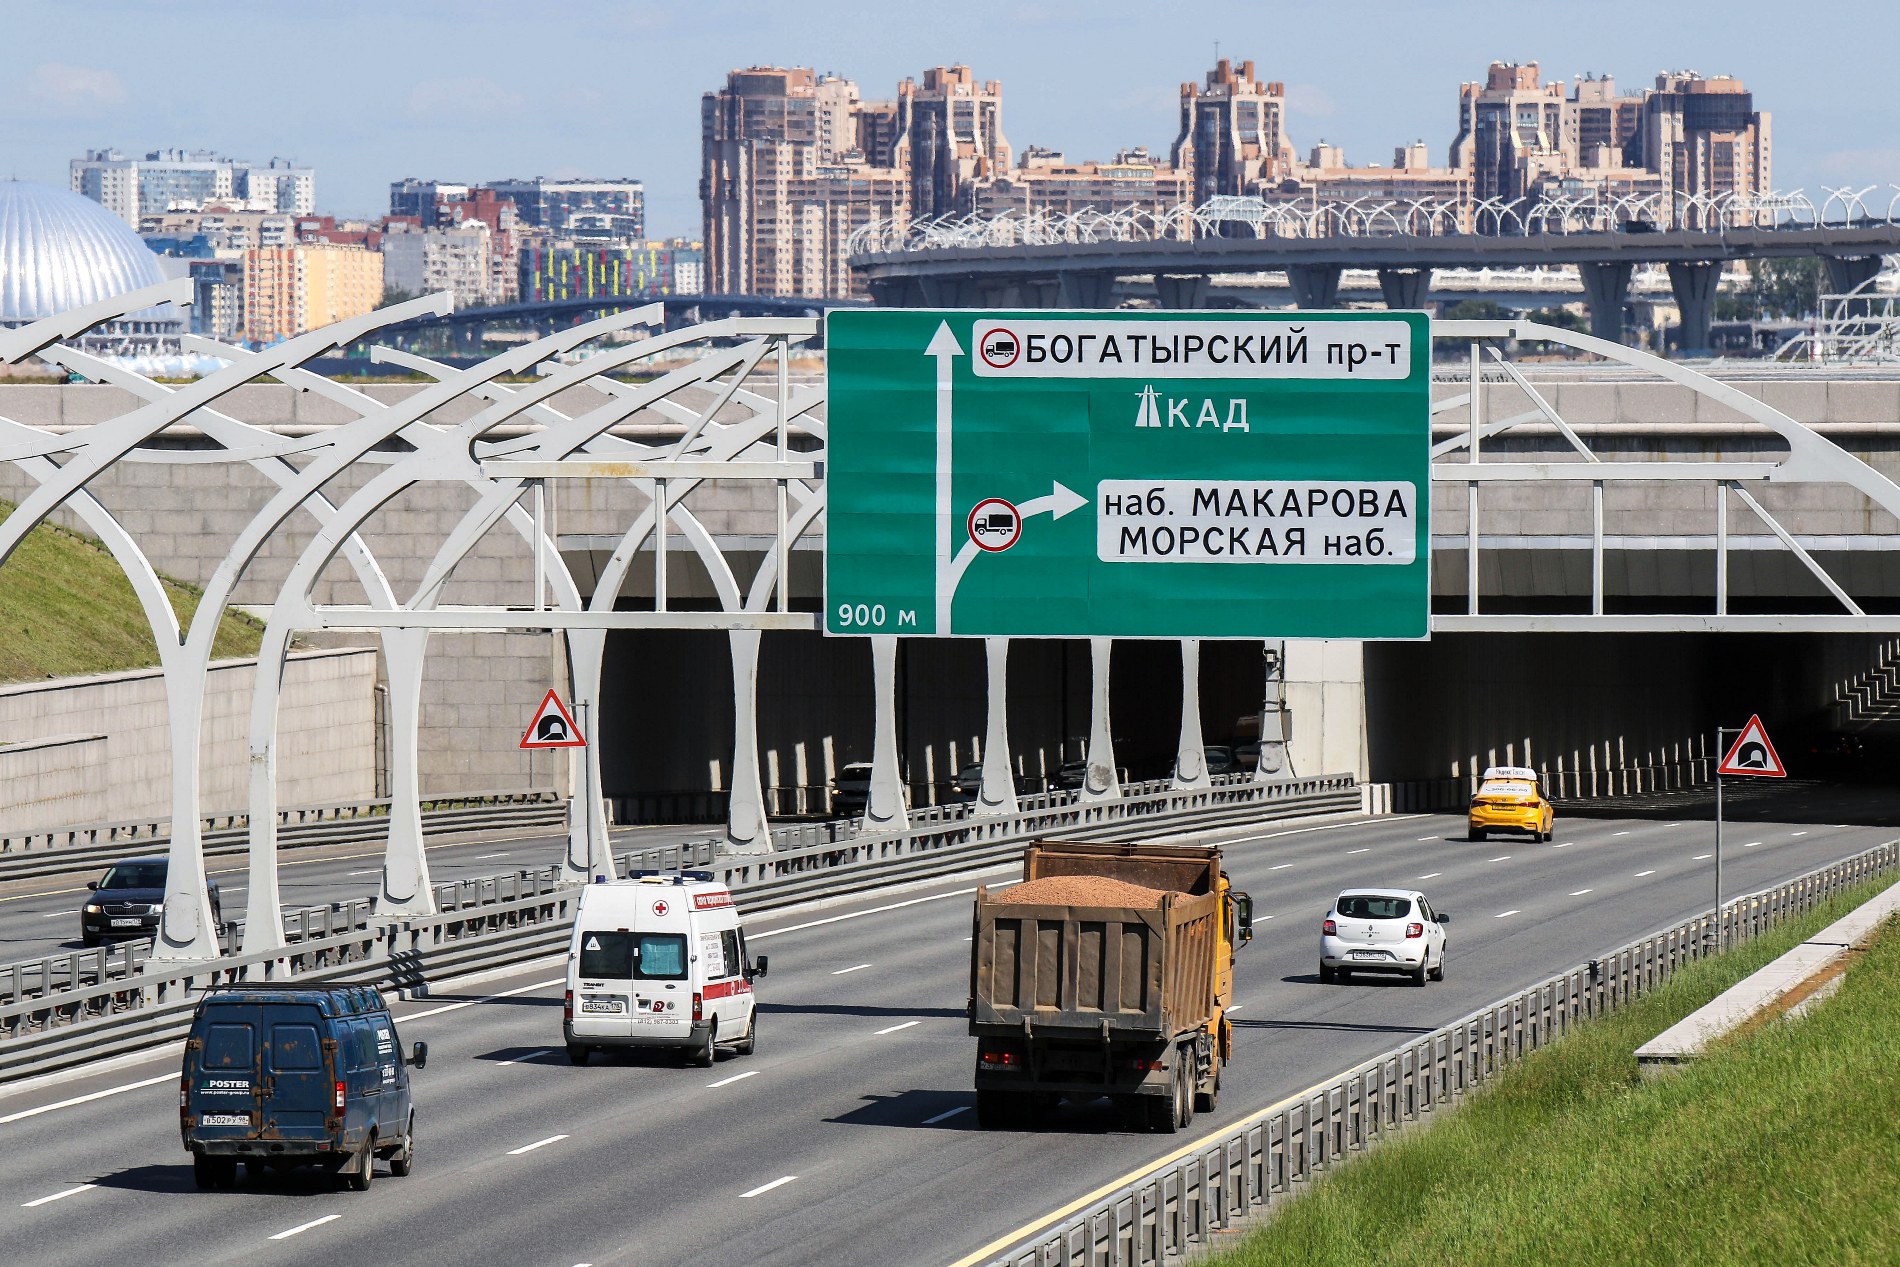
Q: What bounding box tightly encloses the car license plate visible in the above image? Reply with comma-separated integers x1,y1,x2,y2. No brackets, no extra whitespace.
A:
200,1113,250,1127
110,918,143,927
580,999,624,1014
1350,950,1382,961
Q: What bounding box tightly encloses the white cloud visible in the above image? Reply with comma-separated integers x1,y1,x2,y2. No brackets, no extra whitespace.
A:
25,62,126,115
408,76,525,122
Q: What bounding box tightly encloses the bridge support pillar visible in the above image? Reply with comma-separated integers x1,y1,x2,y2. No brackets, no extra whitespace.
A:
918,276,974,307
1579,262,1634,345
863,635,910,832
866,277,921,307
1171,639,1209,790
1153,273,1209,309
1377,267,1432,311
1823,254,1884,297
1080,637,1122,802
1287,264,1343,309
723,630,772,855
1058,270,1117,308
977,638,1020,815
1666,261,1720,357
1018,278,1061,308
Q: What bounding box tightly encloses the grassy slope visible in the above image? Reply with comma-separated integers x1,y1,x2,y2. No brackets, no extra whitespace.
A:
0,500,263,684
1211,879,1900,1267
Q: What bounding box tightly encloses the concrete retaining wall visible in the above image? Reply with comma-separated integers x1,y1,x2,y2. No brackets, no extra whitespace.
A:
0,648,378,835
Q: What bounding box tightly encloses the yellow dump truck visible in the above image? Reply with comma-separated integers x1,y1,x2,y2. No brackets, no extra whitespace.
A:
968,839,1252,1132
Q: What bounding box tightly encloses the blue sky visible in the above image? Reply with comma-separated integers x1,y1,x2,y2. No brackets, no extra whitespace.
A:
3,0,1896,236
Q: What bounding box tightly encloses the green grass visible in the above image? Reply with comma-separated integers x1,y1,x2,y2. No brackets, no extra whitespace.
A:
1210,878,1900,1267
0,499,264,684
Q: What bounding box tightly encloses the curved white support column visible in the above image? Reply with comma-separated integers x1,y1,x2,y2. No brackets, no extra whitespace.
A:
977,637,1018,815
155,663,220,960
1254,639,1290,780
1080,637,1122,803
1172,638,1209,789
376,628,437,914
725,629,772,854
865,636,910,831
564,627,615,881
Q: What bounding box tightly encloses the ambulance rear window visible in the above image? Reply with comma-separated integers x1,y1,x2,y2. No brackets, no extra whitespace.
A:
577,931,689,980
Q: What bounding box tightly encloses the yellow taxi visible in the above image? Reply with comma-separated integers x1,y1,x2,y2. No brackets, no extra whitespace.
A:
1466,765,1554,842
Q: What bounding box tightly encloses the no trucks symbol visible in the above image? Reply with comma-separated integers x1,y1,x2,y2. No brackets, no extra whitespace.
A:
968,498,1022,552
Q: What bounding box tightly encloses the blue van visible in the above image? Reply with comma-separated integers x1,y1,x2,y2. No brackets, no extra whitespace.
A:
180,983,427,1191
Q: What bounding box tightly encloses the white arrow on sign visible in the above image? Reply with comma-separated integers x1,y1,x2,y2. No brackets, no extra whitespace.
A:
926,321,962,634
947,480,1089,595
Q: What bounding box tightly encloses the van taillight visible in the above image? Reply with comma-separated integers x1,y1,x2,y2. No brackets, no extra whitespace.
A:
1406,922,1424,939
333,1081,346,1111
563,989,573,1021
692,992,703,1022
179,1078,188,1109
1322,918,1337,936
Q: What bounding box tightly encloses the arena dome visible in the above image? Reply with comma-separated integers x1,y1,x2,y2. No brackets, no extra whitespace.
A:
0,180,179,338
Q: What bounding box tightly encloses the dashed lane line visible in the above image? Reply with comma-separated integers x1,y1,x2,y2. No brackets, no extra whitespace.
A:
708,1070,759,1089
0,1073,175,1126
270,1215,341,1241
500,1049,551,1066
1635,870,1657,878
1569,889,1593,897
750,881,1017,942
1417,872,1442,880
1489,855,1512,862
876,1020,922,1036
1270,863,1294,871
404,977,565,1022
1550,842,1571,849
831,963,871,975
923,1106,969,1125
1347,848,1369,855
1693,854,1713,860
22,1184,95,1208
507,1134,569,1156
740,1175,798,1199
1743,842,1761,849
1495,910,1520,919
39,910,77,918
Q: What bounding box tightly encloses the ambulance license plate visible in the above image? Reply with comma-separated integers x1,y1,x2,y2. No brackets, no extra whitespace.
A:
581,999,624,1014
200,1113,250,1127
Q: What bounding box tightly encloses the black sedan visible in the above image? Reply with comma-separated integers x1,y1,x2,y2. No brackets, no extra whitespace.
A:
80,857,221,948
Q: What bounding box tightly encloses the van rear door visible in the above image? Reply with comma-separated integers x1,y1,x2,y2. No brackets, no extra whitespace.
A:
261,1005,332,1137
189,1004,263,1137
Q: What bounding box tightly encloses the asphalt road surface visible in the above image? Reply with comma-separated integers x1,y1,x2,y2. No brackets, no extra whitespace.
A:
0,808,1890,1267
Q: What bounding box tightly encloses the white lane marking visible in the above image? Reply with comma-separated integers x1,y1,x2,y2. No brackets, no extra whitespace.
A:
22,1183,95,1208
741,1175,798,1199
40,909,78,917
1416,836,1437,842
1226,1004,1244,1013
1495,910,1520,919
1693,854,1713,861
403,976,564,1022
1634,870,1657,878
507,1133,569,1156
1792,831,1808,837
876,1020,922,1036
1270,863,1294,871
708,1070,759,1089
475,851,511,860
922,1105,969,1125
831,963,871,975
500,1048,551,1066
961,935,972,941
1347,848,1369,855
270,1215,341,1241
1259,914,1274,921
1743,841,1761,849
0,1072,175,1126
1489,855,1512,862
1224,815,1425,847
1550,842,1570,849
1613,831,1630,837
752,882,1013,941
1569,889,1593,897
346,869,379,876
1417,872,1442,880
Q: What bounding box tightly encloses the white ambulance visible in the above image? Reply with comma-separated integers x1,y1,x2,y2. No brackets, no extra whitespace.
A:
562,871,767,1066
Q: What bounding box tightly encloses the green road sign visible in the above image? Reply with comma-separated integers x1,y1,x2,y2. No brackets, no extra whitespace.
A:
824,308,1431,639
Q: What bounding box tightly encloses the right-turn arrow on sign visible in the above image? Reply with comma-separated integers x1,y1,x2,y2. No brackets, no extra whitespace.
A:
823,309,1431,639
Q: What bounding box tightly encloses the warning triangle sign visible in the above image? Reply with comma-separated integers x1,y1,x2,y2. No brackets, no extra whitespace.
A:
520,688,586,749
1718,715,1786,778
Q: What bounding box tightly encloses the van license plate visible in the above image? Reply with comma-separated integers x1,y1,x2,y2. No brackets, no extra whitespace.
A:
200,1113,250,1127
111,918,143,927
581,999,624,1014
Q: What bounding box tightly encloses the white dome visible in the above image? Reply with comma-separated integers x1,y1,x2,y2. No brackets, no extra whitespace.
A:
0,180,171,325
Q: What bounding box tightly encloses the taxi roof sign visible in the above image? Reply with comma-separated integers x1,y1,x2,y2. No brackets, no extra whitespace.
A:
520,688,585,749
1718,714,1786,778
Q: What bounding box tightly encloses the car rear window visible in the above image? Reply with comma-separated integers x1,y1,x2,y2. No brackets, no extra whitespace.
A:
1479,780,1536,796
1337,895,1412,920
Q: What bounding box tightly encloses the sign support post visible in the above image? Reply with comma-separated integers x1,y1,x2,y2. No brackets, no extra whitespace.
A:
1714,724,1727,951
1712,713,1788,951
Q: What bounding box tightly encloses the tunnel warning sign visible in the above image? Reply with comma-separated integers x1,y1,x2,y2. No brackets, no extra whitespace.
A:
824,308,1432,639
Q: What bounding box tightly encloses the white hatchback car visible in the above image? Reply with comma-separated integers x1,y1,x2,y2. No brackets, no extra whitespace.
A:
1319,888,1449,986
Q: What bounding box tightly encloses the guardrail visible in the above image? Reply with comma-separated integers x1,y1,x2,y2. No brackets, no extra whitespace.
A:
976,836,1900,1267
0,774,1362,1085
0,789,568,884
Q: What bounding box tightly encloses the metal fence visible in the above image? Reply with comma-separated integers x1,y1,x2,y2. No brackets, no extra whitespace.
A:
980,838,1900,1267
0,774,1362,1085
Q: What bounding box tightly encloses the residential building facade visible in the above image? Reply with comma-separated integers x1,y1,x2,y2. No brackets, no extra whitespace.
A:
74,149,315,226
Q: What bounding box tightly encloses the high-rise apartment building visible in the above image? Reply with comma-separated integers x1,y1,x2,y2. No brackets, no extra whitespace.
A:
1636,72,1770,199
241,243,380,343
73,149,315,226
485,177,645,240
1170,60,1295,203
388,178,471,224
896,65,1010,219
1449,62,1570,204
380,221,497,307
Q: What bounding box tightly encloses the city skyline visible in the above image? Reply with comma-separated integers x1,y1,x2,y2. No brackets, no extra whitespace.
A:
2,0,1896,236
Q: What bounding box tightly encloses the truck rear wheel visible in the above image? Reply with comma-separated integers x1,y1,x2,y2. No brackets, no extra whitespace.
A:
975,1089,1022,1129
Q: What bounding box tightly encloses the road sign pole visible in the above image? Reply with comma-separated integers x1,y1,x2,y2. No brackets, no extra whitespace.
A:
1714,725,1724,952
